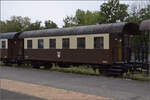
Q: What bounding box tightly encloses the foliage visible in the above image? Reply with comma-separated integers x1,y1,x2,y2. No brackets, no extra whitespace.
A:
0,16,31,32
63,0,149,26
126,4,150,23
76,9,101,25
25,20,43,31
100,0,129,23
63,0,129,27
0,61,6,66
0,21,7,33
63,16,78,27
139,5,150,21
51,65,99,75
44,20,58,29
123,72,150,81
63,9,101,27
0,16,58,32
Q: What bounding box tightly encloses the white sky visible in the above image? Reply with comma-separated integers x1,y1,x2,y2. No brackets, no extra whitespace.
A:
1,1,149,28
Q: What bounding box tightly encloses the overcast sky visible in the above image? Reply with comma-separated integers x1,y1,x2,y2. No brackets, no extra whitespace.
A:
1,1,149,28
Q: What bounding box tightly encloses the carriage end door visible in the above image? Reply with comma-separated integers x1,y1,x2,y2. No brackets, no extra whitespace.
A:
8,39,24,59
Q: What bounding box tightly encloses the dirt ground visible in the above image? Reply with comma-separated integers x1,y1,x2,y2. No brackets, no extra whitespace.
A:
0,66,149,100
0,79,111,100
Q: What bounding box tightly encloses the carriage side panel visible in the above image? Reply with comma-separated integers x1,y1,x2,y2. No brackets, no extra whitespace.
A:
24,34,113,65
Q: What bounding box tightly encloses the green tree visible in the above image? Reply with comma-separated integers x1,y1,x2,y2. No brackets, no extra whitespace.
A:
0,21,7,33
139,5,150,21
0,16,31,32
126,5,141,23
8,16,31,31
75,9,85,25
76,9,100,25
44,20,58,29
26,21,42,31
100,0,129,23
63,9,101,27
63,16,78,27
126,4,150,24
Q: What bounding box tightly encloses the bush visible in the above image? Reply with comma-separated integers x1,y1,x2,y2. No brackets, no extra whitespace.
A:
51,65,99,75
123,72,150,81
0,61,6,66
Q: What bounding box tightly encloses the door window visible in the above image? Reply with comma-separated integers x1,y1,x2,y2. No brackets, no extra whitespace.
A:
38,39,44,49
27,40,32,49
94,37,104,49
77,37,85,49
2,41,6,48
62,38,69,49
49,39,56,49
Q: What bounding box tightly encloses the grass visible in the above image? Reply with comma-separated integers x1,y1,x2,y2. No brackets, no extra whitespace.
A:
123,71,150,81
0,61,150,81
12,64,19,67
0,61,6,66
0,61,33,69
15,64,33,69
50,65,99,75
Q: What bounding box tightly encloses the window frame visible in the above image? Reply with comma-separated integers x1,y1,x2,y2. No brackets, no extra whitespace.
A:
1,41,6,49
27,40,32,49
38,39,44,49
77,37,85,49
94,37,104,49
62,38,70,49
49,39,56,49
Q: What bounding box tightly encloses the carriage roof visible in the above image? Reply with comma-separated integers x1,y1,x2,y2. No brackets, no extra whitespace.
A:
0,22,139,39
140,19,150,31
0,32,19,39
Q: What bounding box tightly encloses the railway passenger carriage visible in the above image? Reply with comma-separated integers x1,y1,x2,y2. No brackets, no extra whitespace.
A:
0,21,149,75
23,33,110,65
140,19,150,74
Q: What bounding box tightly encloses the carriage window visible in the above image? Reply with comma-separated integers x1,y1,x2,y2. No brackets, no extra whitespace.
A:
77,37,85,49
49,39,56,49
62,38,69,49
38,39,44,49
94,37,104,49
27,40,32,49
2,41,6,48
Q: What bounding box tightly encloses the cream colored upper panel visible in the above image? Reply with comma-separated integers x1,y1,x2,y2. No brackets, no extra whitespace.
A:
0,39,8,49
24,34,109,49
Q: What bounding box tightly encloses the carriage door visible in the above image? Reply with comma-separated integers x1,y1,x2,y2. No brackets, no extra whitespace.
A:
8,39,24,60
112,35,123,62
122,35,131,63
